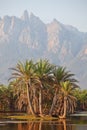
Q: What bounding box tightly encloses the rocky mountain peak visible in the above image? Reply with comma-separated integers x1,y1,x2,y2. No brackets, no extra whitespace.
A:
21,10,29,21
0,12,87,88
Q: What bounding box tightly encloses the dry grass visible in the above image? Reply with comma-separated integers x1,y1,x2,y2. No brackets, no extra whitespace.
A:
6,115,58,121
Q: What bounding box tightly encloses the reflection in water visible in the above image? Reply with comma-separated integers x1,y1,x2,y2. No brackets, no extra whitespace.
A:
18,122,41,130
0,119,87,130
58,119,73,130
17,121,55,130
16,120,87,130
0,120,74,130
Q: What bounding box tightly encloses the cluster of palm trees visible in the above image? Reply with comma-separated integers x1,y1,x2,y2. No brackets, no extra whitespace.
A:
74,89,87,111
0,59,87,118
8,59,79,118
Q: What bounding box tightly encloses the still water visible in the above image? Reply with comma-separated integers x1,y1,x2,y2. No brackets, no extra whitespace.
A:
0,113,87,130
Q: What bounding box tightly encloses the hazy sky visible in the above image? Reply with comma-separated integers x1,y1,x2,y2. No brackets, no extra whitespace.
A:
0,0,87,32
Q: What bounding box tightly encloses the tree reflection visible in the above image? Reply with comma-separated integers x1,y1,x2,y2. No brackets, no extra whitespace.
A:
17,119,73,130
58,119,73,130
18,122,41,130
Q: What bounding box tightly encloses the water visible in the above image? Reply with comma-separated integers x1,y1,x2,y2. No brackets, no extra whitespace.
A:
0,112,87,130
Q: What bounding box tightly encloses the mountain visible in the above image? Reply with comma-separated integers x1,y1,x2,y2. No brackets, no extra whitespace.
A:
0,10,87,89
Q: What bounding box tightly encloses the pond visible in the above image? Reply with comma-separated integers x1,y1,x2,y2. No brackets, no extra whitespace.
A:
0,112,87,130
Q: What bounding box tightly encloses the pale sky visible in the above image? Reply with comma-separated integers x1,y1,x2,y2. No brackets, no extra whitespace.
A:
0,0,87,32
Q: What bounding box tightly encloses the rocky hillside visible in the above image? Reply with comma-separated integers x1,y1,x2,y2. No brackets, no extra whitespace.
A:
0,10,87,88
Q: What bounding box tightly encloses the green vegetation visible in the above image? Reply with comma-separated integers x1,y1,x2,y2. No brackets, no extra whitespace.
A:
0,59,87,119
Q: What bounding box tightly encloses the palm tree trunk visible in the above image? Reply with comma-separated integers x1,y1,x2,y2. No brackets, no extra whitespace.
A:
63,97,67,117
26,84,36,116
49,92,57,115
39,89,43,116
59,96,67,118
33,88,37,113
49,88,58,116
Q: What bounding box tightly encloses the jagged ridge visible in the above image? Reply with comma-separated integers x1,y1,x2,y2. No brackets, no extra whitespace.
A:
0,10,87,88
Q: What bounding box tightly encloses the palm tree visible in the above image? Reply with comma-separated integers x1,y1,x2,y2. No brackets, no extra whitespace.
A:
59,81,77,118
80,90,87,110
49,66,78,116
0,84,10,111
74,89,87,110
9,60,40,116
35,59,55,116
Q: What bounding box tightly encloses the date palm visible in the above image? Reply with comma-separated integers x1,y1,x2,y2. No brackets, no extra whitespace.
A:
9,60,39,116
59,81,77,118
49,66,78,116
35,59,55,116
